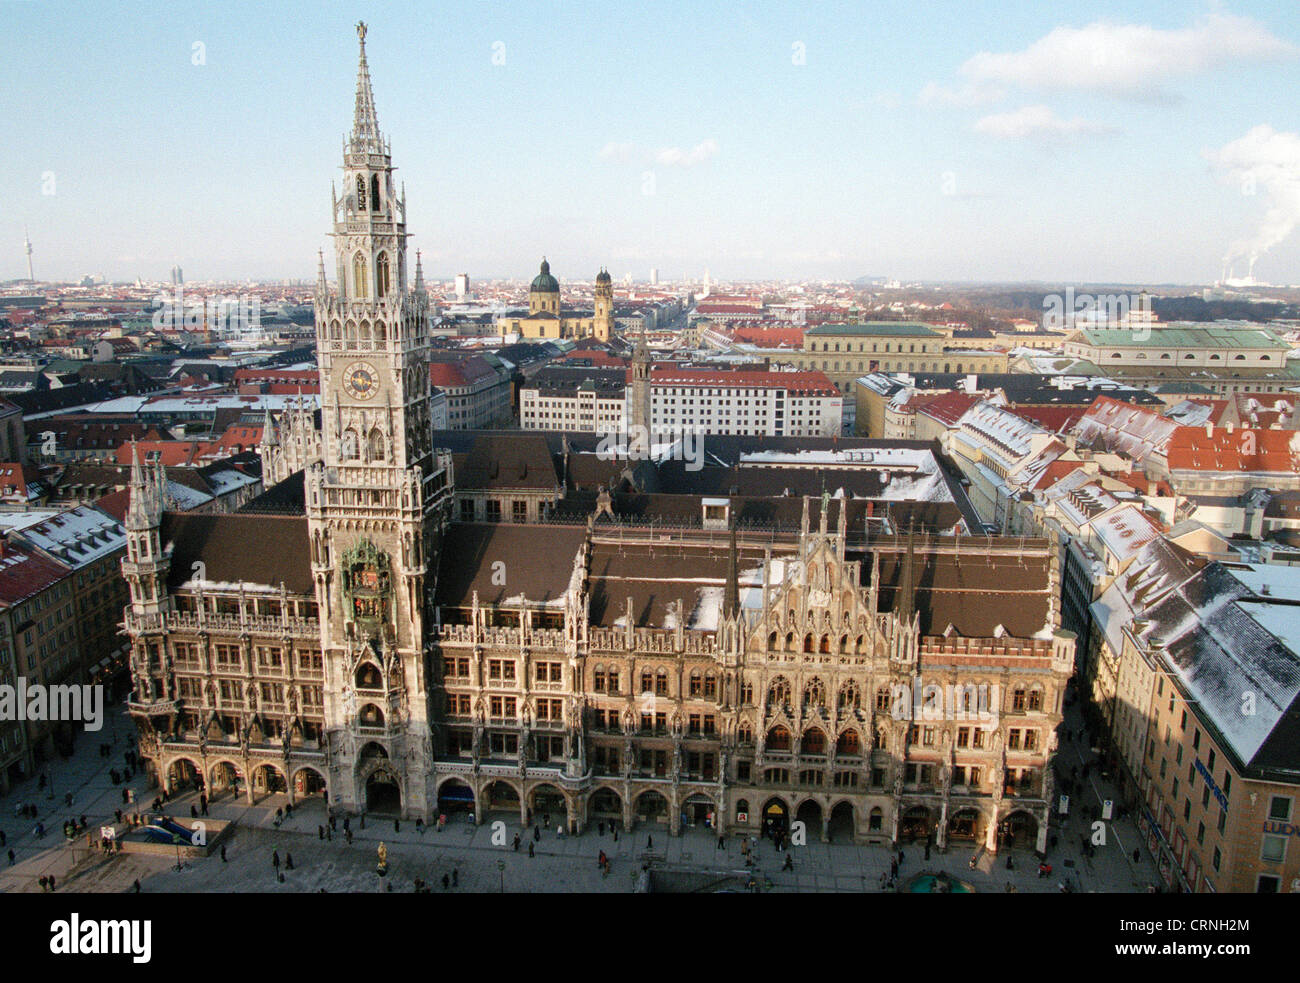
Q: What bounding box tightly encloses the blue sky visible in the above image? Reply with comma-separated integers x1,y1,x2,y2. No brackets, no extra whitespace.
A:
3,1,1300,284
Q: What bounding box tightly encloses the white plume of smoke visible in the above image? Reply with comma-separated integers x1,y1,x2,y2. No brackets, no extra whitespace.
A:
1206,125,1300,279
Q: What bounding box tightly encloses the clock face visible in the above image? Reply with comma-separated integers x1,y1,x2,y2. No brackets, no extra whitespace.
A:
343,362,378,400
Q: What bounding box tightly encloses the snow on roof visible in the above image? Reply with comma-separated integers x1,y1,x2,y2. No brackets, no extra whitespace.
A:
163,480,213,511
1145,566,1300,765
19,505,126,567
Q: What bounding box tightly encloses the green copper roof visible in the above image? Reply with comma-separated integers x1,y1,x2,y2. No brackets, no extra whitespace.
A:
530,258,560,293
805,321,943,337
1074,325,1289,349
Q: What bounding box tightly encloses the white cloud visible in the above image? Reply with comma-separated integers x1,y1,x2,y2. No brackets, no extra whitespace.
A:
599,139,720,167
917,80,1005,108
960,13,1295,101
655,139,720,167
597,141,639,163
973,105,1115,140
1205,125,1300,274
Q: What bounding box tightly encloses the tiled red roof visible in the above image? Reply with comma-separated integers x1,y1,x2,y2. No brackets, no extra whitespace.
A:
0,538,71,606
729,326,805,346
1167,427,1300,474
1006,404,1087,433
114,441,205,467
916,391,981,427
429,355,500,389
649,367,839,396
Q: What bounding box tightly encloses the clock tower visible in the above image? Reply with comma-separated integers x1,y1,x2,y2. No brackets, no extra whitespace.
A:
307,22,451,819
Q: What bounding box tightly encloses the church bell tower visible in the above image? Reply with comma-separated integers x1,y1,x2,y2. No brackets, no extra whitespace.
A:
307,22,449,819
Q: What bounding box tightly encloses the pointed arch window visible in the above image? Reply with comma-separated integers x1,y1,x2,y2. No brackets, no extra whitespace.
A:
371,173,381,212
353,253,369,299
368,427,385,462
340,428,359,460
376,253,391,299
356,174,367,212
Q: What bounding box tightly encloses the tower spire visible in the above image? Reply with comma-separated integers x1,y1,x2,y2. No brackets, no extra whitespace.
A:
414,250,425,294
351,21,383,152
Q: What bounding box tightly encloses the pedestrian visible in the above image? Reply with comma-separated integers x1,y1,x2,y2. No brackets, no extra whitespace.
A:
528,841,534,858
647,835,653,849
924,843,931,861
343,817,350,833
285,853,294,871
533,825,540,842
132,879,141,893
598,850,607,868
345,830,353,845
200,794,208,816
452,868,458,887
48,874,55,891
612,827,618,843
783,854,793,871
272,850,280,871
327,827,333,841
598,821,605,836
890,860,898,878
717,835,725,850
6,849,13,866
416,818,424,835
221,845,227,862
0,829,5,847
1132,848,1140,864
191,805,198,819
441,873,449,890
319,825,325,840
513,833,520,852
898,849,905,867
879,872,888,890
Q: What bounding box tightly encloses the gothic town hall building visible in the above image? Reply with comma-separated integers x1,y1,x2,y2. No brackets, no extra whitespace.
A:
124,25,1073,855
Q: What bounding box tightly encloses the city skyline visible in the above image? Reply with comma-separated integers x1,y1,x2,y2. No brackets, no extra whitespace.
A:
4,1,1300,284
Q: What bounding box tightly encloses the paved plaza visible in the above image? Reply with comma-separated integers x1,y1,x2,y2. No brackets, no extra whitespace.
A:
0,697,1164,894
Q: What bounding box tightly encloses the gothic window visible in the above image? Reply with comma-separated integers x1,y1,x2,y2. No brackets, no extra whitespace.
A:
353,253,369,299
837,729,861,755
340,428,359,460
819,634,831,654
768,631,778,650
1027,687,1044,711
738,722,754,744
368,427,385,462
689,670,703,697
1012,686,1026,712
376,253,391,298
767,677,790,709
356,174,367,212
804,678,825,710
704,672,717,699
766,725,791,751
838,681,861,711
655,668,669,696
371,173,381,211
801,728,826,755
874,686,890,711
803,633,814,653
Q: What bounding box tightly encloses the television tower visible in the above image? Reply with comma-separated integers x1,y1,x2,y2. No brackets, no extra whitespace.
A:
23,226,34,284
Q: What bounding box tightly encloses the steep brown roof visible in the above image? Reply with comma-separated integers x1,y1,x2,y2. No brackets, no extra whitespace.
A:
433,523,586,608
160,513,312,594
872,541,1054,639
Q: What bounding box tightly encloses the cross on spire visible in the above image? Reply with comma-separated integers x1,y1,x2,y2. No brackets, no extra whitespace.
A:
351,21,383,153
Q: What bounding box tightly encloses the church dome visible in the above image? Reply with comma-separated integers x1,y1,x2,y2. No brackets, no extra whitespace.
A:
530,258,560,293
595,268,612,285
